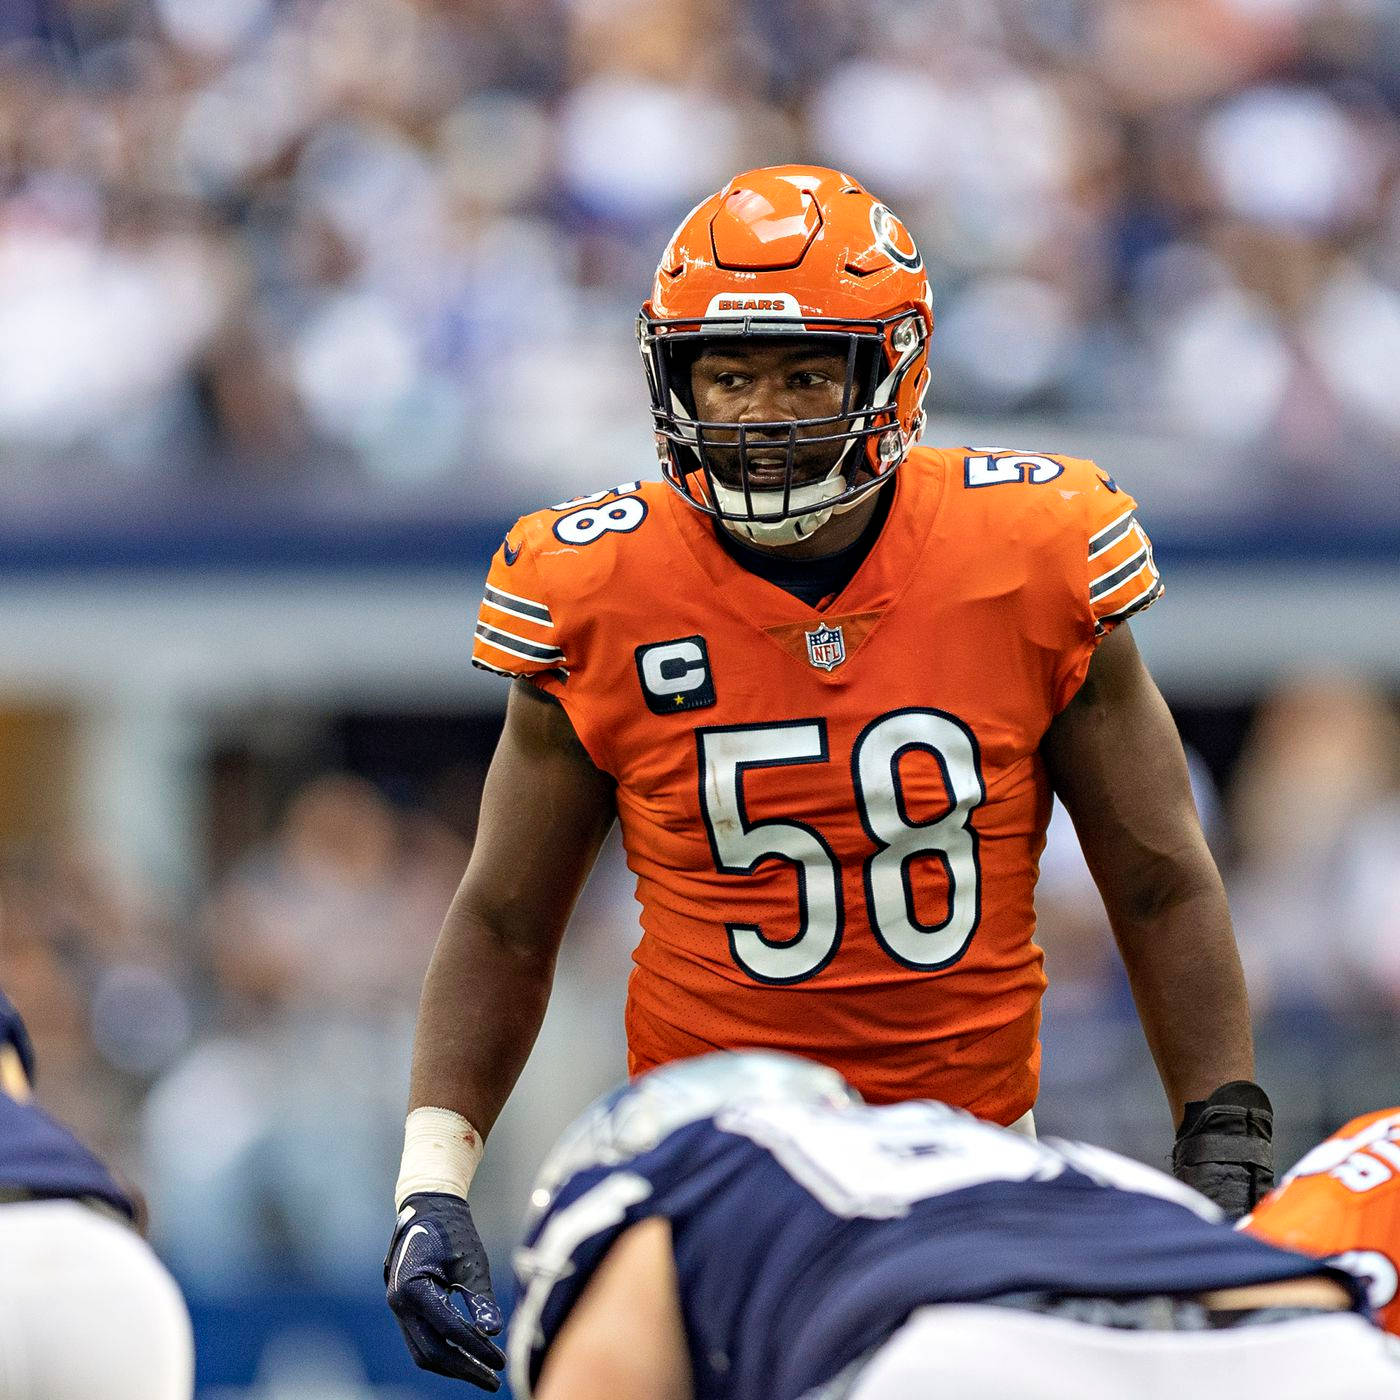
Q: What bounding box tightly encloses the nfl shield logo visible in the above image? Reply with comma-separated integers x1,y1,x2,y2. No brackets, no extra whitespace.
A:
805,624,846,671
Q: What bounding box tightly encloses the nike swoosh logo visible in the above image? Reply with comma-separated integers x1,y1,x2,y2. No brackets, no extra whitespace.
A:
392,1222,431,1294
502,538,522,565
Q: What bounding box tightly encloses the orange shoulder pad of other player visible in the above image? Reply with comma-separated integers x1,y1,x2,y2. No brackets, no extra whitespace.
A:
1243,1106,1400,1334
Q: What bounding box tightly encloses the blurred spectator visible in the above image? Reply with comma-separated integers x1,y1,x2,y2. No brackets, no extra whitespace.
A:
1334,793,1400,1003
208,774,447,1017
141,774,458,1292
1228,673,1400,1012
0,838,189,1171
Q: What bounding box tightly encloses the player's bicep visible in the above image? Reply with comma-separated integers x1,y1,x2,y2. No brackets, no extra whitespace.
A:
534,1218,692,1400
1041,625,1210,914
457,679,617,944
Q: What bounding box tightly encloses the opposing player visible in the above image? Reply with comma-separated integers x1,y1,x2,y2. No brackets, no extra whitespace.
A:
0,989,194,1398
1243,1106,1400,1336
387,166,1269,1386
505,1053,1393,1400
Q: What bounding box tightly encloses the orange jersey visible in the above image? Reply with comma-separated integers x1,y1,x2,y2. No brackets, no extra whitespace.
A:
1243,1107,1400,1335
472,446,1161,1123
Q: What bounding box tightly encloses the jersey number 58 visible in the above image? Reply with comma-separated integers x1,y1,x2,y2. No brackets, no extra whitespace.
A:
697,709,984,984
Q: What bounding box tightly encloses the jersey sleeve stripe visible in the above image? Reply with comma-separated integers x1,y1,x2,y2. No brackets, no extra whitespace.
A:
473,623,564,664
1097,574,1163,628
1089,544,1150,602
1087,508,1136,560
482,596,556,629
482,586,553,627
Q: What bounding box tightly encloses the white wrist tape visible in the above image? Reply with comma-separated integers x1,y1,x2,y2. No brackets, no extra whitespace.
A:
394,1107,484,1208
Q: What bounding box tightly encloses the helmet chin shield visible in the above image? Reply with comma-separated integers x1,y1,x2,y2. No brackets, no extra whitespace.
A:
710,464,847,546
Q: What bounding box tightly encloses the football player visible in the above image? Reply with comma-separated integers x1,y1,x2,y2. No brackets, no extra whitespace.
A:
0,989,194,1398
1242,1106,1400,1337
504,1053,1393,1400
386,166,1270,1387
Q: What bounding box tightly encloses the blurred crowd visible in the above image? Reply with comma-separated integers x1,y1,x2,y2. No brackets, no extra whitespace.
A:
0,0,1398,516
1,672,1397,1299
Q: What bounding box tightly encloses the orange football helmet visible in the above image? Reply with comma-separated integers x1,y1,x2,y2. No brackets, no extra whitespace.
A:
1242,1107,1400,1335
638,165,934,544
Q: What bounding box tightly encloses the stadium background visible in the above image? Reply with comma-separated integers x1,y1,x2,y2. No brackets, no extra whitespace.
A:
1,0,1398,1393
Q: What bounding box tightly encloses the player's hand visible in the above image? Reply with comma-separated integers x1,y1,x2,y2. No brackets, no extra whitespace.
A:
1172,1080,1274,1220
385,1192,506,1390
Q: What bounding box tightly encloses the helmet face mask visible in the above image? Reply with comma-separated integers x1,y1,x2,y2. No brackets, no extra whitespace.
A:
638,167,933,545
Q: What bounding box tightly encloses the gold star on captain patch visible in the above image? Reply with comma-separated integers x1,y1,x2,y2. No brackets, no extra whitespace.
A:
674,693,685,706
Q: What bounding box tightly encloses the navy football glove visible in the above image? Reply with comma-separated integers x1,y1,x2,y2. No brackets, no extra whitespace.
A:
385,1192,505,1390
1172,1080,1274,1221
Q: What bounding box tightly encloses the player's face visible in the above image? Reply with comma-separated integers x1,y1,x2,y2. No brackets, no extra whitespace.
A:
689,340,853,489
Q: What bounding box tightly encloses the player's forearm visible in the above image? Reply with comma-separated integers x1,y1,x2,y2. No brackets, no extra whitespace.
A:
1105,856,1254,1125
407,886,561,1140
